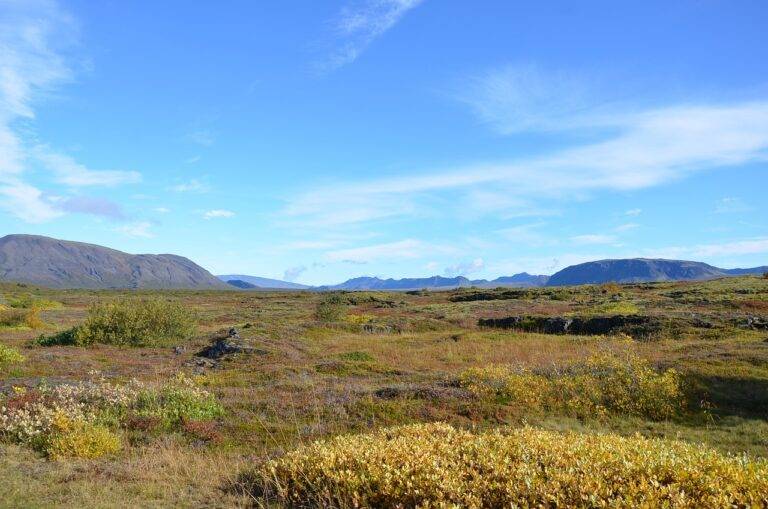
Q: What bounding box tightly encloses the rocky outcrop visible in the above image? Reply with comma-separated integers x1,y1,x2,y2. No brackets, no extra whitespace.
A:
478,315,665,339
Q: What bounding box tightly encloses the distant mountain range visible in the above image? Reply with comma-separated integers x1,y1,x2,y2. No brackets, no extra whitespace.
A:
0,234,227,289
0,234,765,290
216,274,310,290
314,272,549,291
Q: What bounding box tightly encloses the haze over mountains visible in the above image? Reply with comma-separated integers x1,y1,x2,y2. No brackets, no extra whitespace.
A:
216,275,310,290
0,234,765,290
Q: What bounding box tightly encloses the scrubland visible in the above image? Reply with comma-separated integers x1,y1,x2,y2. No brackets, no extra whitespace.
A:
1,276,768,507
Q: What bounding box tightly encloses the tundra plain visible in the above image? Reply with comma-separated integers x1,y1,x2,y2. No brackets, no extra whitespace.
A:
1,276,768,507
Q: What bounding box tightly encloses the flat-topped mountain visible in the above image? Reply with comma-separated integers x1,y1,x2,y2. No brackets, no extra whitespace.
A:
546,258,767,286
0,234,227,289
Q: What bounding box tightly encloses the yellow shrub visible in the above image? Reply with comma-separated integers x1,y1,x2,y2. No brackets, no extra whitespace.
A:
247,423,768,508
43,412,121,460
344,313,375,325
460,350,685,420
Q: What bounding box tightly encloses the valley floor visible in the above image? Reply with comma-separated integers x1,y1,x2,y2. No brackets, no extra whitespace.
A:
1,276,768,507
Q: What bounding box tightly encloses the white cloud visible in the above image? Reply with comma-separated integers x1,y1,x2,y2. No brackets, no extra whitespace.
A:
615,223,640,232
172,179,209,193
444,258,484,277
203,209,235,219
283,265,307,282
570,234,617,245
322,0,424,70
186,129,214,147
325,239,428,263
496,222,557,247
59,195,125,220
646,238,768,259
281,101,768,229
714,197,750,214
0,181,61,223
625,208,642,216
116,221,154,238
0,1,139,223
458,64,597,134
34,148,141,186
154,207,170,214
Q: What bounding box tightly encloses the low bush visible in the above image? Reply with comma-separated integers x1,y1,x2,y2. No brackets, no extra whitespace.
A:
37,298,196,347
0,307,42,329
40,413,122,460
315,294,347,323
0,373,223,458
460,350,684,420
0,343,25,368
245,423,768,507
7,294,61,310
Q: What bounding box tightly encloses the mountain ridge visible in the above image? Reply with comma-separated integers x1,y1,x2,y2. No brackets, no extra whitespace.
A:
0,234,227,289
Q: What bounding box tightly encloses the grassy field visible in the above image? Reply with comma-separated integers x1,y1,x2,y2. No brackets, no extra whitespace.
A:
1,276,768,507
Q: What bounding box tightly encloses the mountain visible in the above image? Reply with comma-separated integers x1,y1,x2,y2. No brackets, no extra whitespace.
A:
0,234,227,289
546,258,765,286
224,279,259,289
489,272,550,287
216,274,310,290
318,276,474,291
721,266,768,276
318,272,550,291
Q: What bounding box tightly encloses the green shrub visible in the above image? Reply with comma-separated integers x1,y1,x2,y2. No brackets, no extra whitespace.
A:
0,343,25,368
133,376,225,428
339,351,375,362
37,298,196,347
315,294,346,323
7,294,61,310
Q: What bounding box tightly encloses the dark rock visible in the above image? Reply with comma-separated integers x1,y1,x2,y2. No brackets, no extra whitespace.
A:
362,324,394,334
196,328,263,359
478,314,665,339
737,316,768,330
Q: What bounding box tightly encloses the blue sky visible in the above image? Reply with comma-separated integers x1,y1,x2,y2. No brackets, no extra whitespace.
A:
1,0,767,285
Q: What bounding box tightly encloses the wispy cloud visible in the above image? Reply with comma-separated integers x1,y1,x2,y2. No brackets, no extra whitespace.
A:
34,148,141,187
322,0,424,70
0,1,139,223
325,239,429,263
615,223,640,232
283,266,307,282
203,209,235,219
0,182,61,223
645,237,768,260
625,208,642,216
171,178,209,193
0,0,73,222
186,129,214,147
570,234,617,245
59,196,125,220
444,258,484,277
714,197,750,214
457,64,598,134
115,221,154,238
496,222,557,247
281,100,768,229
